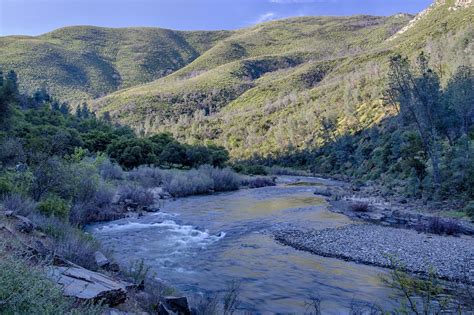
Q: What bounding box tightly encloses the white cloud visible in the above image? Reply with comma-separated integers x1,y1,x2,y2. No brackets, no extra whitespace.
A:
255,12,278,23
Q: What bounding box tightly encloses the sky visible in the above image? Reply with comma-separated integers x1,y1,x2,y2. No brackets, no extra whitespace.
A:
0,0,433,36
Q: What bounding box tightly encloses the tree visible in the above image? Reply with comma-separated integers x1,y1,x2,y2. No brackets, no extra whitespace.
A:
444,65,474,137
159,142,187,166
59,102,69,115
387,53,443,193
0,70,19,129
102,111,112,123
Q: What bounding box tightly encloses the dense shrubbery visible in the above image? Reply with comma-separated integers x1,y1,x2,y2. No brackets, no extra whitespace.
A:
37,195,70,219
160,166,241,197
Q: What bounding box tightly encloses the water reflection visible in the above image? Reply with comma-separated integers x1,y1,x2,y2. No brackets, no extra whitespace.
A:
92,177,394,313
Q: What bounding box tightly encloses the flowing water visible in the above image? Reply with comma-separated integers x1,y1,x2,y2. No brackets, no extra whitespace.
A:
91,177,396,313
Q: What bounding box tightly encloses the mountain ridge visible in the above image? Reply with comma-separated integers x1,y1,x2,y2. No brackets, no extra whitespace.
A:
1,1,472,158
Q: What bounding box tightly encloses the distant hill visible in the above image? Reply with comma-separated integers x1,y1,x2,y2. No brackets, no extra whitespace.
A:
1,0,472,159
0,26,231,102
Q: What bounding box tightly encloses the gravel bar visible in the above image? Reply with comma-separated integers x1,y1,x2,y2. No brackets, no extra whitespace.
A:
274,224,474,283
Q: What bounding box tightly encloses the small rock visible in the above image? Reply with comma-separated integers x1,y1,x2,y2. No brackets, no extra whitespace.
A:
95,251,110,269
313,187,332,197
15,215,34,233
142,206,159,213
162,296,191,315
15,163,28,172
4,210,14,217
109,262,120,272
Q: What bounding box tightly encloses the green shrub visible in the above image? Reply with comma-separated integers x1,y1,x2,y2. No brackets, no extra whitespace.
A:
29,214,101,270
464,201,474,221
38,195,70,219
0,174,14,196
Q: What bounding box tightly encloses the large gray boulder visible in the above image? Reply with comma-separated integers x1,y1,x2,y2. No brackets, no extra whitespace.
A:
48,266,131,306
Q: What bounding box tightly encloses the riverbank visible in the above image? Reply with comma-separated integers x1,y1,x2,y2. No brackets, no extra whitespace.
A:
275,224,474,284
274,178,474,290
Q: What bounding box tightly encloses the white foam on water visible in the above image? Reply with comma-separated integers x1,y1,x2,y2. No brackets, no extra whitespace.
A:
95,218,226,252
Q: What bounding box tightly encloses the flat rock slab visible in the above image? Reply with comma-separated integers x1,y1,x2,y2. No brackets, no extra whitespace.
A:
275,223,474,284
48,266,130,306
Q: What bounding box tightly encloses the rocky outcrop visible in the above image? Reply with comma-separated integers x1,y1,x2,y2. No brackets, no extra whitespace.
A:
48,266,132,306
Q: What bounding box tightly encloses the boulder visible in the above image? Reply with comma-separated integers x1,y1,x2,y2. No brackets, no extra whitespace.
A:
161,296,191,315
95,251,110,269
48,266,131,306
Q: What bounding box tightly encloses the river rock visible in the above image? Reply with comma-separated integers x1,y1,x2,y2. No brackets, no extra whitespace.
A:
160,296,191,315
313,187,332,197
48,266,131,306
95,251,110,268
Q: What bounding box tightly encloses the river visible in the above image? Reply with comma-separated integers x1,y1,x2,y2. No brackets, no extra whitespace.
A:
91,176,396,313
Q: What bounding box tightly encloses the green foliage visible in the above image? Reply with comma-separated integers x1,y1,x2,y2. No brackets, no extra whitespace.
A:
0,250,103,315
231,163,268,176
464,201,474,220
382,261,455,314
38,195,70,219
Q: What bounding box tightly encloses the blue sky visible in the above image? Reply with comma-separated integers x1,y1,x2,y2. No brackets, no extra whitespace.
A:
0,0,432,36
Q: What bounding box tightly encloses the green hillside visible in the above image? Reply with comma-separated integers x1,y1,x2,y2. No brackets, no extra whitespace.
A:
93,0,473,159
0,26,231,102
92,14,412,142
1,0,472,160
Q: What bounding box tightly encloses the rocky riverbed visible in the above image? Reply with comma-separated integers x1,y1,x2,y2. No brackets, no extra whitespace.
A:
274,223,474,284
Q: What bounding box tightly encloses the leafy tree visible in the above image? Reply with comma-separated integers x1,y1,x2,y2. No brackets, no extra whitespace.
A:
159,142,187,166
107,138,157,169
387,53,443,192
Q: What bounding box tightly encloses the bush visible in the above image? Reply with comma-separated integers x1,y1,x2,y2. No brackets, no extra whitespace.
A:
97,159,124,180
0,174,14,196
1,193,36,216
69,183,120,226
0,137,26,167
30,157,67,201
163,171,214,197
117,184,154,208
419,217,462,236
464,201,474,221
232,164,267,175
128,166,164,188
30,214,101,270
38,195,70,219
161,166,242,197
241,176,276,188
349,201,370,212
199,165,241,191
